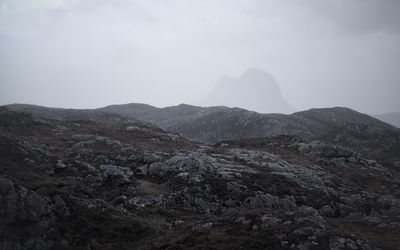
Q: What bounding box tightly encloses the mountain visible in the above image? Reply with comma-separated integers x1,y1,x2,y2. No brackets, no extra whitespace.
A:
374,112,400,128
7,103,400,162
3,103,137,123
97,103,400,161
200,68,294,114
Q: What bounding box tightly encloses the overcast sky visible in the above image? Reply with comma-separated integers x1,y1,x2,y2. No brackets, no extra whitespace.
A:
0,0,399,114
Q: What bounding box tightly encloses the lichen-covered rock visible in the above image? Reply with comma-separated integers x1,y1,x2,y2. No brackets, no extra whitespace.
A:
99,164,134,185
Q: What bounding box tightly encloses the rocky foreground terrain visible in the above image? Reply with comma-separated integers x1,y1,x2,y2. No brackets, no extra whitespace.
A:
1,104,400,249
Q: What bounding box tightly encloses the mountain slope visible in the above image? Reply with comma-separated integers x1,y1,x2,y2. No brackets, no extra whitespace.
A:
374,112,400,128
168,106,400,160
6,103,400,161
99,103,227,128
5,103,137,123
98,103,400,160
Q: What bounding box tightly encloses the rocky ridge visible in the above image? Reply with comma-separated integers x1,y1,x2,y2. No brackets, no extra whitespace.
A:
97,104,400,163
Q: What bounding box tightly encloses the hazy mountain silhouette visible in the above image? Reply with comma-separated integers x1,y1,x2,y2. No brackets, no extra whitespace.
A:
200,68,294,114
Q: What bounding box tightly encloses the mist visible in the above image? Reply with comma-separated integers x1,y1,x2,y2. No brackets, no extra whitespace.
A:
1,0,399,114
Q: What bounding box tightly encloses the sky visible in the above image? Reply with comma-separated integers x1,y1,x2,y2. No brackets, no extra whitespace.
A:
0,0,399,114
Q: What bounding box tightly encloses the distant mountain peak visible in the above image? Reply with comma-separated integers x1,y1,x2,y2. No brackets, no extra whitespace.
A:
239,67,281,95
200,68,294,114
240,67,276,84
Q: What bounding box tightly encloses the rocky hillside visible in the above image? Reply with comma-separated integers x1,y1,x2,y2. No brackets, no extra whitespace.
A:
8,103,400,162
1,105,400,249
98,103,400,162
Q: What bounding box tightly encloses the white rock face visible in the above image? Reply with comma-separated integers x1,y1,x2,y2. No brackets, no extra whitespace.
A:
201,68,294,114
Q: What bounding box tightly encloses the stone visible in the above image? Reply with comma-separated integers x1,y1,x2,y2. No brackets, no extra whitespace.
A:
259,215,282,228
319,205,335,217
99,165,134,185
148,162,175,177
338,204,356,217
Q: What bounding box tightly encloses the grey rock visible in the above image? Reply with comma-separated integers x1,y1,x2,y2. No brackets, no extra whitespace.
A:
148,162,175,177
259,215,282,228
338,204,356,217
99,164,134,185
56,160,67,169
319,205,335,217
192,222,213,232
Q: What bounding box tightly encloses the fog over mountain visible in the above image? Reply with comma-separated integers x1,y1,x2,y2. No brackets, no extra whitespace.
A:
200,68,294,114
0,0,400,114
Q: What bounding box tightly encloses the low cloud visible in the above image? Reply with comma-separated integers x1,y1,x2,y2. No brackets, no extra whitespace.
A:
0,0,399,113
